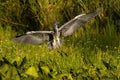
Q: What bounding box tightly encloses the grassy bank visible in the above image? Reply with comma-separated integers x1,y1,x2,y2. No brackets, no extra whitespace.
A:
0,22,120,79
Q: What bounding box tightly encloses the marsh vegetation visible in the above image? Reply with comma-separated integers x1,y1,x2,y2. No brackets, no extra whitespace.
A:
0,0,120,79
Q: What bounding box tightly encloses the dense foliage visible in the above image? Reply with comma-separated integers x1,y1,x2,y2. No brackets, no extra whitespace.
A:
0,0,120,80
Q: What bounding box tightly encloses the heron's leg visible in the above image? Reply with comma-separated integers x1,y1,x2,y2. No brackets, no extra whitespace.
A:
47,39,58,49
47,39,63,49
53,39,59,49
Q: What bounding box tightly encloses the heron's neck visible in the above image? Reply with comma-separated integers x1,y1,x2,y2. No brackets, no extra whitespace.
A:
52,25,61,49
55,25,58,31
54,25,59,36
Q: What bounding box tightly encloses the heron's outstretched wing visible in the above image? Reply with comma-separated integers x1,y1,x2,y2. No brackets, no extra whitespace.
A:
59,9,101,37
26,31,54,34
12,32,53,44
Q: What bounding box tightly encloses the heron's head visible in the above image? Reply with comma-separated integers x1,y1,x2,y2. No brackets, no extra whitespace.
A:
54,22,59,30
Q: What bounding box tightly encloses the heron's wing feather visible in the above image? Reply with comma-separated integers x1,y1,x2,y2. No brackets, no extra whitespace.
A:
59,9,100,37
26,31,54,34
12,33,51,44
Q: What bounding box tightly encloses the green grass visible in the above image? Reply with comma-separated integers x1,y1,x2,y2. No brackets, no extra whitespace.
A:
0,21,120,79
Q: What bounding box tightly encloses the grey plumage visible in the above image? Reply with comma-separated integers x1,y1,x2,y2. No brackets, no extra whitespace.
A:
59,9,100,37
12,33,51,44
12,9,101,49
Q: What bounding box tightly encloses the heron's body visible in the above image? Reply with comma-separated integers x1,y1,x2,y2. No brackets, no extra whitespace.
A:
48,24,62,49
12,9,101,49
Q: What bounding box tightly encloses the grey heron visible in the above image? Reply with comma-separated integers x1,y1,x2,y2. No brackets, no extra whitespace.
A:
12,9,100,49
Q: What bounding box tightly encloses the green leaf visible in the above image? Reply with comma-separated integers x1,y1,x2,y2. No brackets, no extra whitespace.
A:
41,66,50,75
25,66,39,78
12,56,21,66
11,67,20,80
49,71,57,78
0,64,9,76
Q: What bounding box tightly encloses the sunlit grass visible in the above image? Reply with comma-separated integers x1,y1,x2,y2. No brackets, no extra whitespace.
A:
0,21,120,79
